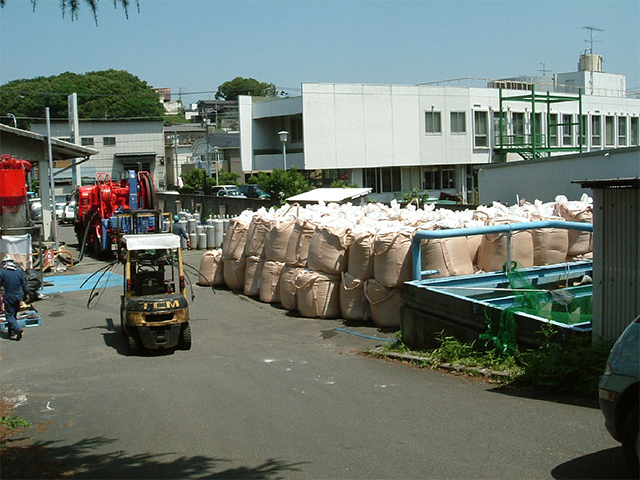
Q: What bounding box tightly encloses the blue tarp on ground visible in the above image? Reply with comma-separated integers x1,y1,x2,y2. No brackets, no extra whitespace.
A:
42,273,123,294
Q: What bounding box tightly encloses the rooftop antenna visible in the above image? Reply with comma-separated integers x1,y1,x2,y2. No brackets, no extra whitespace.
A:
583,25,604,54
539,62,552,76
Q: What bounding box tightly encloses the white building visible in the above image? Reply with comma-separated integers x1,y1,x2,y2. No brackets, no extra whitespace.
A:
31,120,165,188
239,53,640,203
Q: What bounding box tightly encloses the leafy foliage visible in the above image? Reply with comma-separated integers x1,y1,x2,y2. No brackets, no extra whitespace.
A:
215,77,277,101
0,0,140,24
251,167,311,203
179,169,240,194
329,179,359,188
0,70,164,127
0,415,31,429
400,188,430,206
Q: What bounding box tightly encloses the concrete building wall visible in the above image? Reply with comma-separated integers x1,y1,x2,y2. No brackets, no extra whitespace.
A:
478,147,640,203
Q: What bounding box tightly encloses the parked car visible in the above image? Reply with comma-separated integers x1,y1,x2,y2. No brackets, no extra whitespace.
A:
55,202,65,221
63,203,76,224
599,315,640,476
239,184,270,199
210,185,246,198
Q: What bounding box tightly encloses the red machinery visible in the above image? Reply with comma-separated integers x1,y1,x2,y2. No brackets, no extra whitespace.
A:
0,154,33,233
74,170,158,255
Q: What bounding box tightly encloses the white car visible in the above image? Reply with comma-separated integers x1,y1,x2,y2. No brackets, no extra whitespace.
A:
55,202,65,220
599,316,640,476
63,203,76,223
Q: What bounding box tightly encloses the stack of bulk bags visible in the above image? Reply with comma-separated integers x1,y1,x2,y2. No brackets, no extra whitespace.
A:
261,215,296,303
530,217,569,266
222,213,252,291
244,256,264,297
198,249,225,287
476,218,535,272
295,269,341,319
340,226,375,321
280,216,318,311
420,235,475,278
298,219,351,318
244,214,271,259
368,226,414,328
555,195,593,260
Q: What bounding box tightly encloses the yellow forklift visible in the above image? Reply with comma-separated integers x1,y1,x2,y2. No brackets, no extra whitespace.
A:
120,233,191,352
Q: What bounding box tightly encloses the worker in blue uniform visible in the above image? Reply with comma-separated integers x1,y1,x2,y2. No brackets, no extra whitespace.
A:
0,256,28,341
172,215,190,248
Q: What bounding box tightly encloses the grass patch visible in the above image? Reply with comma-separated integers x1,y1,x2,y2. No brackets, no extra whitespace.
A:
371,328,613,399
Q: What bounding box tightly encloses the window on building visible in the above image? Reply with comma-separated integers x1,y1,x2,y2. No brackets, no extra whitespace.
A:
425,111,441,134
474,111,488,148
364,168,379,193
81,137,94,147
441,166,455,189
423,166,440,190
605,116,615,146
631,117,639,146
549,113,558,147
291,116,303,142
492,111,505,146
380,167,402,193
591,115,601,147
562,114,573,146
512,112,525,144
103,137,116,146
618,117,627,146
580,115,588,147
450,112,466,134
533,113,542,146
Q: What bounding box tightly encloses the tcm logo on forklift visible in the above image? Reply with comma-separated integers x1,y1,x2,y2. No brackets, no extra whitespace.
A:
142,299,181,311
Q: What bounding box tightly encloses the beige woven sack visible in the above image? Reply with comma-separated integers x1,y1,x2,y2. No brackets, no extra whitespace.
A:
222,218,249,261
556,204,593,259
295,269,341,319
222,256,246,291
198,249,225,287
259,260,285,303
340,272,369,321
265,218,296,262
347,230,375,280
364,278,402,328
285,218,317,267
244,256,264,297
244,216,270,258
476,224,534,272
421,236,474,278
373,230,413,288
467,235,483,265
307,225,351,275
531,223,569,266
279,265,303,311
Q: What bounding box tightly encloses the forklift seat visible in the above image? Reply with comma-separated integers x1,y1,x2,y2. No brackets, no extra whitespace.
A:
134,270,165,296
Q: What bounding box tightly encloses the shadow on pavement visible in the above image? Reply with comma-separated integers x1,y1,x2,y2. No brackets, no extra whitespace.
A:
551,446,634,479
487,384,600,409
1,435,305,479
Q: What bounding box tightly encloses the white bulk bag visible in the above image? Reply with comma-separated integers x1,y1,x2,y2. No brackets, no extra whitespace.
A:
222,218,249,261
265,217,296,262
198,249,225,287
259,260,285,304
531,220,569,266
244,256,264,297
295,269,341,319
340,272,369,321
364,278,402,328
373,229,413,288
244,215,271,258
476,223,534,272
284,218,317,267
347,228,375,280
555,198,593,259
307,225,351,275
279,265,303,311
421,236,475,278
222,256,247,291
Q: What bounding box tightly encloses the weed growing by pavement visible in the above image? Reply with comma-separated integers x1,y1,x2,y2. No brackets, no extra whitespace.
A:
370,327,613,397
1,416,31,430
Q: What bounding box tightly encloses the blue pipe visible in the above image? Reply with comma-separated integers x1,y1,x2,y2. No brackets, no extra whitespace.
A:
411,220,593,281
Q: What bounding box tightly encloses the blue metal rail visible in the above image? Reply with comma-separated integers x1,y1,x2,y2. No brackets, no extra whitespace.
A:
411,220,594,281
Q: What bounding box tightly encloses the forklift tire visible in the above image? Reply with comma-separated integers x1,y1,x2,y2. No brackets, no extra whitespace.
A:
127,331,139,353
180,323,192,350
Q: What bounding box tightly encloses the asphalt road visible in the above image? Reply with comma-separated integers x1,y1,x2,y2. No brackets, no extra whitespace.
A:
0,225,632,479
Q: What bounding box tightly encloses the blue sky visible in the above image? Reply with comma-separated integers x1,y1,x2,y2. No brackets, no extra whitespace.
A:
1,0,638,105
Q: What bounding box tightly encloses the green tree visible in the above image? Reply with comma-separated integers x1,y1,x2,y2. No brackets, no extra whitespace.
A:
215,77,278,101
252,167,311,204
0,0,139,24
0,70,164,127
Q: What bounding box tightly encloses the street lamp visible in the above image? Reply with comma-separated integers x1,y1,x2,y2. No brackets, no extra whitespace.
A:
278,130,289,170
